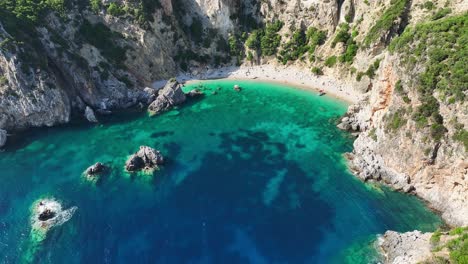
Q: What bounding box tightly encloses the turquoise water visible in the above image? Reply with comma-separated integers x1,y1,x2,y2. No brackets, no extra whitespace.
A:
0,80,441,263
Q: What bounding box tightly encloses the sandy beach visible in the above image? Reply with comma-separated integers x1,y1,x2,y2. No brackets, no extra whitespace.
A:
164,64,362,104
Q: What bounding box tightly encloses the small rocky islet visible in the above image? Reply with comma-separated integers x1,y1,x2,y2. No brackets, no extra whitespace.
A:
30,198,77,241
0,0,466,261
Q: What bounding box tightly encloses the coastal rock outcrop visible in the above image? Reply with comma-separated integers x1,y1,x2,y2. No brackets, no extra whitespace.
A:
186,89,204,98
85,162,107,176
31,198,77,240
0,129,7,148
125,146,164,172
84,106,98,123
148,80,186,115
379,231,433,264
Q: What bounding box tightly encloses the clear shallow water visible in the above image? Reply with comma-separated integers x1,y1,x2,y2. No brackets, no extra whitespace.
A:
0,80,441,263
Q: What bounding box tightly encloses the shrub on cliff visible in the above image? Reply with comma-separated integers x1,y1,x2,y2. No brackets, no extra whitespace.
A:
260,21,283,56
364,0,409,45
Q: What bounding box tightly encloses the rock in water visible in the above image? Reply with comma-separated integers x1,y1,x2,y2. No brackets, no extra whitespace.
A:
84,106,98,123
186,89,204,98
85,162,107,176
125,146,164,172
148,80,186,115
0,129,7,148
31,198,77,241
234,85,241,91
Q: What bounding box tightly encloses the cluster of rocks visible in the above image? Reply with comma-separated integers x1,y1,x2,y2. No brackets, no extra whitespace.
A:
337,104,366,132
148,80,187,115
125,146,164,172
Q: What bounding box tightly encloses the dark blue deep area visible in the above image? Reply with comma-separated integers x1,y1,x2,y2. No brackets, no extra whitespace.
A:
0,81,441,263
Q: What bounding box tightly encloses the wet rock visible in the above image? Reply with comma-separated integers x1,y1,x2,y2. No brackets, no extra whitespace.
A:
125,146,164,172
38,209,56,221
186,89,204,98
84,106,98,123
148,80,186,115
31,198,77,241
142,87,159,104
0,129,7,148
85,162,107,176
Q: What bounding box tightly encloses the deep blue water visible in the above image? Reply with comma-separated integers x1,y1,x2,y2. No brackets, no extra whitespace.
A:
0,80,441,263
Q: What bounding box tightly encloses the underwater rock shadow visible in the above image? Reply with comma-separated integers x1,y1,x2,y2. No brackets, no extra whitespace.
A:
150,130,335,262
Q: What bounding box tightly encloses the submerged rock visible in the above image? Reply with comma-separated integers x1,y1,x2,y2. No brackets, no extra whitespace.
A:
85,162,107,176
31,198,77,241
186,89,204,98
84,106,98,123
125,146,164,172
148,80,186,115
0,129,7,148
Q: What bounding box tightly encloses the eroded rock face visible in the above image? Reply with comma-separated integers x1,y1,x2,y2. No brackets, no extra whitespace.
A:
125,146,164,172
84,106,98,123
147,80,186,115
342,54,468,226
0,129,6,148
379,231,433,264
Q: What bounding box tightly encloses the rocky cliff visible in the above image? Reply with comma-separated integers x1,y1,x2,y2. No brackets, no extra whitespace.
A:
0,0,466,235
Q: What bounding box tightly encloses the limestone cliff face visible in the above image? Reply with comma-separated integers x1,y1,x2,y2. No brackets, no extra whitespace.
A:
345,53,467,226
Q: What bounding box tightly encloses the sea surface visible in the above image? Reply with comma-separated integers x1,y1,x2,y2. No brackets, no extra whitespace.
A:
0,80,441,263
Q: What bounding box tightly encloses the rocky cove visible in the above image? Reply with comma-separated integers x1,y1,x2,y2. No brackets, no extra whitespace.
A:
0,0,467,263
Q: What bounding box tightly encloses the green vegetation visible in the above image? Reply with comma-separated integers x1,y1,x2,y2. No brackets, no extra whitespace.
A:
432,8,452,20
365,59,381,79
78,20,127,65
244,21,284,58
278,29,308,64
356,59,381,81
389,14,467,142
307,27,327,51
332,23,351,47
228,34,244,64
423,1,434,10
245,29,263,51
107,2,125,16
386,110,407,132
0,75,7,86
0,0,66,23
369,128,378,141
431,229,443,244
429,226,468,263
311,67,323,76
364,0,409,45
260,21,283,56
331,23,358,63
90,0,101,13
324,56,337,67
453,123,468,151
395,80,404,94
